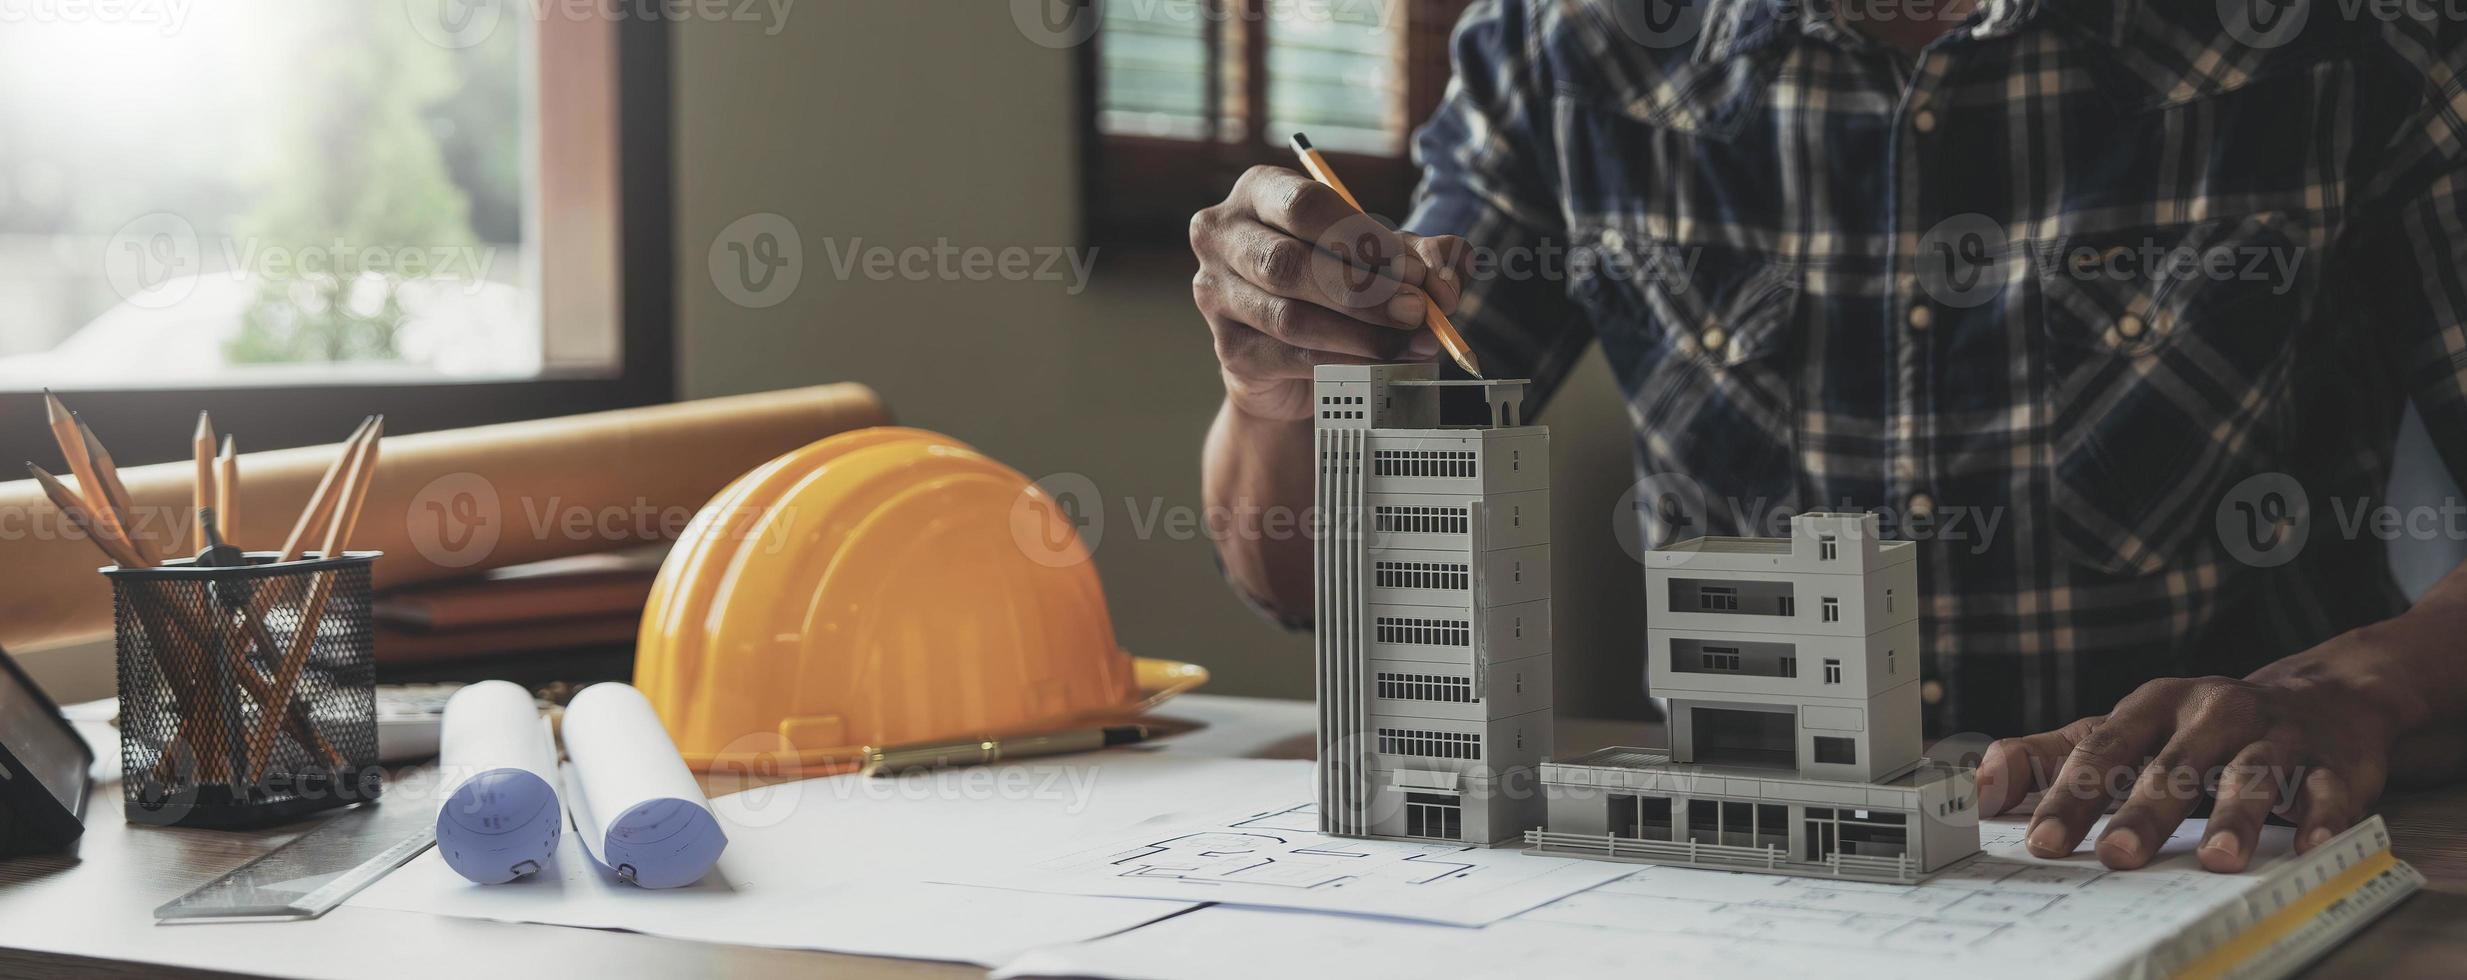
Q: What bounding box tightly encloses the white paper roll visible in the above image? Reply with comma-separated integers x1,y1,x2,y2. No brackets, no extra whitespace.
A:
435,680,563,884
560,682,727,888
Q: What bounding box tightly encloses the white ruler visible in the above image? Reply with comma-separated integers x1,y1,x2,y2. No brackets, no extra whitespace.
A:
2128,815,2423,980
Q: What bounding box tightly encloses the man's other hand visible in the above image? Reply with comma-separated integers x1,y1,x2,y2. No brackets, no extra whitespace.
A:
1190,165,1470,421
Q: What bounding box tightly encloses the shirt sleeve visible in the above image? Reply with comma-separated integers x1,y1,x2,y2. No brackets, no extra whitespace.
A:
1405,0,1592,415
2354,31,2467,490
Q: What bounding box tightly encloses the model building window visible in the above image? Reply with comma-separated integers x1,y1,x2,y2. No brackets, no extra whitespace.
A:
1375,672,1474,703
1814,736,1857,765
1818,533,1839,560
1823,659,1843,684
1698,647,1743,672
1885,588,1894,613
1821,597,1841,622
1378,728,1481,760
1084,0,1476,243
1776,595,1796,617
1404,792,1462,839
1697,585,1739,611
1611,794,1674,841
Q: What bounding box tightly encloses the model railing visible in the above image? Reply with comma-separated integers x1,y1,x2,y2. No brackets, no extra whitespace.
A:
1523,829,1786,871
1825,851,1917,881
1523,829,1921,883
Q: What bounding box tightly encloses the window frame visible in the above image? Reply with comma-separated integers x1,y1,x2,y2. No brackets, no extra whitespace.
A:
0,15,674,469
1076,0,1471,247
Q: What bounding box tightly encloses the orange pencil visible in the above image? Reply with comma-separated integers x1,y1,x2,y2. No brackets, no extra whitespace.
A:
43,391,137,557
245,417,382,779
79,420,160,565
1288,132,1482,378
192,411,217,554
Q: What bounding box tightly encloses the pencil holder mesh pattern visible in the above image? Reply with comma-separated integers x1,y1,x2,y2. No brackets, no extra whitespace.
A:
110,552,384,828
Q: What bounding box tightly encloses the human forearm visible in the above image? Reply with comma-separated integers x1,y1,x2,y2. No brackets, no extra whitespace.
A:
1204,396,1317,622
2248,561,2467,737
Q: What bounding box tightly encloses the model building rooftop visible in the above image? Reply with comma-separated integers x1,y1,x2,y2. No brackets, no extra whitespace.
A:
1643,512,1916,571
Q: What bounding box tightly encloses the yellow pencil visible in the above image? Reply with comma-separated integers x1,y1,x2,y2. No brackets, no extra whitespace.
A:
1288,132,1482,378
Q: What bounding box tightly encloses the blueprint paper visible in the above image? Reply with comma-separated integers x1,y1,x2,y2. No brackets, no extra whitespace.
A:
993,814,2302,980
951,801,1635,927
352,754,1308,965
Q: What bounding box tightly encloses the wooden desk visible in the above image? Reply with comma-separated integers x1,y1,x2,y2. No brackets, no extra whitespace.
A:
2,696,2462,979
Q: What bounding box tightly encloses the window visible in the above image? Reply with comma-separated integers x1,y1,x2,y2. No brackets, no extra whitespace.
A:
1682,797,1788,851
1611,794,1674,842
1777,595,1796,617
1404,792,1462,839
1377,728,1481,760
1374,505,1468,534
0,4,668,464
1814,736,1857,765
1823,659,1843,684
1375,672,1475,703
1885,588,1894,613
1697,586,1740,611
1374,560,1468,590
1803,807,1908,860
1376,616,1470,647
1888,649,1897,675
1373,449,1477,478
1821,598,1841,623
1697,648,1743,672
1082,0,1476,243
1818,533,1839,560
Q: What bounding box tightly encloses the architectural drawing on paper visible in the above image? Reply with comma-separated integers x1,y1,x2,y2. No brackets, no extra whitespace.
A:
1310,362,1552,846
1309,359,1978,881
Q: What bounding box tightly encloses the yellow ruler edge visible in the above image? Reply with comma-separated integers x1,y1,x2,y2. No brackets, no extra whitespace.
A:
2171,838,2401,980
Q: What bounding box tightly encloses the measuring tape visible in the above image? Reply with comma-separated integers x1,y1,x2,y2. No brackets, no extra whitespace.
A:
2145,816,2423,980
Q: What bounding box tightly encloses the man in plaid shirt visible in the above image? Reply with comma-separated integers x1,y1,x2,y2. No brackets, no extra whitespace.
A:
1193,0,2467,872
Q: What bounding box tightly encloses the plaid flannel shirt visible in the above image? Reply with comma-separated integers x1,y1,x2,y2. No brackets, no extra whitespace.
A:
1405,0,2467,734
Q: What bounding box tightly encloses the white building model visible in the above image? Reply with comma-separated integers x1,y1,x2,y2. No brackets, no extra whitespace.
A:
1311,362,1551,845
1311,365,1978,882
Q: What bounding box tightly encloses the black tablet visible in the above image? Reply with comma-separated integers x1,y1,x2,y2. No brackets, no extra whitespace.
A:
0,645,91,858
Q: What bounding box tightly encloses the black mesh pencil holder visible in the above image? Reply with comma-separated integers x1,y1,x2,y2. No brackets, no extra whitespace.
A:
108,552,385,829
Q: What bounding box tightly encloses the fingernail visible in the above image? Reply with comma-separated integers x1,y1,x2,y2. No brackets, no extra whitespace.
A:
2098,827,2144,865
1387,293,1427,325
2202,831,2241,861
1407,332,1440,357
2306,827,2334,849
2027,818,2071,857
1437,266,1458,286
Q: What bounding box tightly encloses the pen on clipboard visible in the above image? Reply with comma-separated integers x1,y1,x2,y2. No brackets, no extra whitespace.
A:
1287,132,1483,378
863,725,1152,777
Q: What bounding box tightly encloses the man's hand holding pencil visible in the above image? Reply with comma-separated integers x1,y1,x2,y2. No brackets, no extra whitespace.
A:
1188,134,1476,424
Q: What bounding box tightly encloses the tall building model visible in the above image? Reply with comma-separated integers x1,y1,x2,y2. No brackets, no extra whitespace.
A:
1311,362,1551,845
1312,365,1978,882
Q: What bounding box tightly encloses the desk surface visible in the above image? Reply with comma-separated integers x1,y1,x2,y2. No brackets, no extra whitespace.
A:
3,695,2463,980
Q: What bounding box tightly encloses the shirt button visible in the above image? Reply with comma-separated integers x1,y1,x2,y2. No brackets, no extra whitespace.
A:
1701,327,1728,354
1600,229,1626,253
1921,680,1945,705
1908,493,1936,521
1914,109,1938,133
1907,304,1934,331
2116,314,2148,341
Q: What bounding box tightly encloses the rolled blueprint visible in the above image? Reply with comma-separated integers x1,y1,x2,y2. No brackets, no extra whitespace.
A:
561,682,727,888
435,681,563,884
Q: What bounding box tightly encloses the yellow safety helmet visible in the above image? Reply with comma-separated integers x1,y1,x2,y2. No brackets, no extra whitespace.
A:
635,427,1203,772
